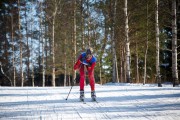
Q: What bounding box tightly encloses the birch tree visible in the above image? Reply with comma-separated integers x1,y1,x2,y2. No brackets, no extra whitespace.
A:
50,0,62,87
80,0,85,50
24,1,30,85
143,3,149,85
172,0,179,87
64,37,67,86
135,34,139,83
30,0,35,87
124,0,131,83
10,8,16,86
39,1,45,87
111,0,119,83
155,0,162,87
73,0,77,82
18,0,24,87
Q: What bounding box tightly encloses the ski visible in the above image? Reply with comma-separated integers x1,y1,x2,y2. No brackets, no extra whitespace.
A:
80,101,86,104
80,99,86,104
92,99,99,103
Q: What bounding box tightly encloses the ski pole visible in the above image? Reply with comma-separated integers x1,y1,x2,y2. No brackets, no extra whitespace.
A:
66,63,83,100
65,85,73,100
65,77,77,100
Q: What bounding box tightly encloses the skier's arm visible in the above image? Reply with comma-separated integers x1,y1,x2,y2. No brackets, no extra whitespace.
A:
74,55,83,70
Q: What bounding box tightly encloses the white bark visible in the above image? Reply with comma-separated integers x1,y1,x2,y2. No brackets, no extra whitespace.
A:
135,35,139,83
143,3,149,85
30,0,35,87
18,0,24,87
73,0,77,82
39,2,45,87
11,13,16,86
112,0,118,83
87,0,90,47
32,64,34,87
172,0,179,86
124,0,131,83
51,0,61,87
155,0,161,86
81,0,85,50
52,15,56,87
64,38,67,87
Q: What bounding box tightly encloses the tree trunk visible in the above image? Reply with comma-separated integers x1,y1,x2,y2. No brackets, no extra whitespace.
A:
87,0,90,47
11,12,16,86
64,38,67,87
111,0,119,83
32,64,34,87
51,0,60,87
18,0,24,87
120,47,124,83
172,0,179,87
52,16,56,87
30,0,35,87
124,0,131,83
99,15,108,84
81,0,85,50
135,35,139,83
73,0,77,82
39,2,45,87
143,3,149,85
155,0,161,87
25,3,30,85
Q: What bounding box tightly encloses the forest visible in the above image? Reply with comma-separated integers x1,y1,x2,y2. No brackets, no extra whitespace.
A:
0,0,179,87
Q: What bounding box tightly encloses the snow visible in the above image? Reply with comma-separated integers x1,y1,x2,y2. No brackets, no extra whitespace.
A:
0,83,180,120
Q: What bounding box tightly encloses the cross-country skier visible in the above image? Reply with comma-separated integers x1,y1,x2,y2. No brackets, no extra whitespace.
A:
74,47,97,101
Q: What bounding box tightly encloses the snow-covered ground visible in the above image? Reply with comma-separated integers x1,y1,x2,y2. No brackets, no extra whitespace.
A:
0,83,180,120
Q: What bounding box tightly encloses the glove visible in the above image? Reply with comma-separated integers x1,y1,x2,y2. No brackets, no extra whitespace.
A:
82,60,90,66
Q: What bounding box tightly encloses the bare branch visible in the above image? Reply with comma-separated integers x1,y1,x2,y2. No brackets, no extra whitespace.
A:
160,48,172,52
178,45,180,49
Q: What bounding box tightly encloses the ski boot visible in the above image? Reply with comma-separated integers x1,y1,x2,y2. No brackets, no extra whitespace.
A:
80,90,84,102
91,91,96,101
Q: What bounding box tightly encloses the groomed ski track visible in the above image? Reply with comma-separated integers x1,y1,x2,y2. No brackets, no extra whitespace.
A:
0,83,180,120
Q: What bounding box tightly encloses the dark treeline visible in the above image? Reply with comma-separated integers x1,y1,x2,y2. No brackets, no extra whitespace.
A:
0,0,179,87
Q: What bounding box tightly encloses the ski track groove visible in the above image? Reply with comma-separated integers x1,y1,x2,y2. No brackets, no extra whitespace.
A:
72,93,84,119
0,85,180,119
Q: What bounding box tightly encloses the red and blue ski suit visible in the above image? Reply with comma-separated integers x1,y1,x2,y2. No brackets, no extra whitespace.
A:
74,52,96,91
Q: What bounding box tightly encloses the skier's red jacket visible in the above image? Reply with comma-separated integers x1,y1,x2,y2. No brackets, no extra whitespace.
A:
74,52,96,91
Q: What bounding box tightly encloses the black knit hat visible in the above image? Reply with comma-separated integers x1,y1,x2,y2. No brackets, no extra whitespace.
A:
86,48,93,55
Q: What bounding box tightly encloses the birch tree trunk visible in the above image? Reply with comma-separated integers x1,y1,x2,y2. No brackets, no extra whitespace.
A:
30,0,35,87
155,0,162,87
18,0,24,87
31,22,34,87
120,48,124,83
99,16,108,84
25,3,30,85
135,35,139,83
87,0,90,47
52,15,56,87
11,12,16,86
124,0,131,83
51,0,62,87
39,2,45,87
73,0,77,82
81,0,85,50
64,38,67,87
143,3,149,85
172,0,179,87
51,15,56,86
31,64,34,87
111,0,119,83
